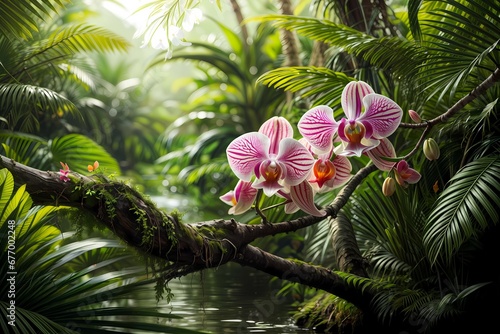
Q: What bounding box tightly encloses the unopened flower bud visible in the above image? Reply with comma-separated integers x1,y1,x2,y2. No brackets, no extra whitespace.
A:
382,177,396,196
408,110,421,123
423,138,440,161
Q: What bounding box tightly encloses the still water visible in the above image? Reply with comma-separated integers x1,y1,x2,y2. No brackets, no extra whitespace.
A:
156,263,314,334
147,195,315,333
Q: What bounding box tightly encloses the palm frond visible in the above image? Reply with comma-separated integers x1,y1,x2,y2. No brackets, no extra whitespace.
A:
180,160,231,186
407,0,423,41
0,83,78,131
418,0,500,101
252,15,426,80
257,66,351,107
336,271,395,293
0,131,49,167
303,218,336,265
0,0,65,39
49,134,121,175
424,156,500,265
37,24,130,55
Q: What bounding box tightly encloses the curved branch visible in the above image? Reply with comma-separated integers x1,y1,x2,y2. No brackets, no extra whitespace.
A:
397,67,500,161
399,67,500,129
234,244,374,311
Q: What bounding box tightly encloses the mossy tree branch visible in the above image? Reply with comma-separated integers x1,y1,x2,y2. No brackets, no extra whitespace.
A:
0,154,380,311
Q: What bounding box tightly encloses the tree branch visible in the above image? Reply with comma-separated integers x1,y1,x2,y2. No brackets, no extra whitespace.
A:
0,154,379,312
234,244,374,311
399,67,500,129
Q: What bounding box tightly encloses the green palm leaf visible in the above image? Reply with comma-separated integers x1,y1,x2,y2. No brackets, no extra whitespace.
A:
0,0,64,39
0,83,78,131
0,168,15,219
424,156,500,265
0,131,49,167
38,24,130,55
49,134,120,175
417,0,500,100
0,183,32,224
257,66,351,107
0,169,203,333
252,15,425,80
407,0,423,41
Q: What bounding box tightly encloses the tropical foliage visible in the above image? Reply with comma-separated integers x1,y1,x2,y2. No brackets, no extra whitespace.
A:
252,0,500,331
0,1,197,333
1,0,499,333
0,0,168,171
150,10,292,216
0,169,202,334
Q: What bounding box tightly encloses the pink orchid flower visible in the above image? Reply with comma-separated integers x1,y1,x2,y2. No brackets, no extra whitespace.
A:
226,117,315,197
59,162,70,182
272,140,351,217
394,160,421,187
220,180,258,215
298,81,403,157
299,139,352,193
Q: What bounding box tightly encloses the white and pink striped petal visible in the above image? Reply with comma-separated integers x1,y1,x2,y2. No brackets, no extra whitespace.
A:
366,138,397,171
298,105,339,154
276,138,315,186
359,94,402,139
341,81,374,120
321,156,352,191
220,180,258,215
290,181,326,217
226,132,269,181
259,116,293,155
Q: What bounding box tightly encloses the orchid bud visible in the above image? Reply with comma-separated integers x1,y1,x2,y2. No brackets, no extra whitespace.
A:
423,138,440,161
382,177,396,197
408,110,421,123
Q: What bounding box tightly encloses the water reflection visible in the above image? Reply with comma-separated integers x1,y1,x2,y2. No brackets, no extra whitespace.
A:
158,263,314,333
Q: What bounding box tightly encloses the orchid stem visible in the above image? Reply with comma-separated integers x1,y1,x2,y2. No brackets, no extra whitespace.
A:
260,200,289,212
254,190,270,224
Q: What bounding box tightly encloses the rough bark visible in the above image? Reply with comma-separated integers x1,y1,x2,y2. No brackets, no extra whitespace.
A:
331,212,368,277
229,0,249,48
277,0,301,67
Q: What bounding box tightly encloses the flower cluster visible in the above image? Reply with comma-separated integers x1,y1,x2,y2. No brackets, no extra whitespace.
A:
221,81,422,217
